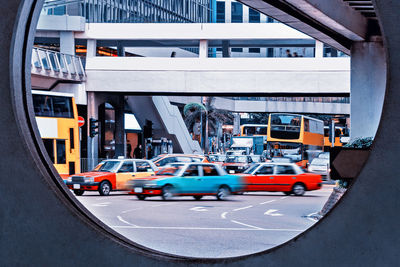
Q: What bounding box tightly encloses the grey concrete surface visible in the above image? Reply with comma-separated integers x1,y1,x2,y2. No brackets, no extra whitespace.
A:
0,0,399,266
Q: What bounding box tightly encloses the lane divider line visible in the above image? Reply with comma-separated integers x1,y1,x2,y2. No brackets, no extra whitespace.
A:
121,207,143,214
260,200,276,205
306,212,319,222
221,212,228,219
280,197,288,200
230,220,264,230
117,216,138,227
233,205,253,211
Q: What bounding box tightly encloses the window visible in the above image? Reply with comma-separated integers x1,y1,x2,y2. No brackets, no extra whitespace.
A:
216,2,225,23
202,165,219,176
32,95,73,118
56,140,66,164
158,157,176,166
249,48,261,53
231,48,243,52
256,165,273,175
136,161,152,172
231,2,243,23
249,9,260,23
267,17,274,23
69,128,74,149
118,162,134,173
191,157,202,162
43,139,55,163
276,165,296,175
183,165,199,177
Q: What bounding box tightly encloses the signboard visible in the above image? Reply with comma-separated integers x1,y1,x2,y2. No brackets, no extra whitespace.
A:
78,116,85,127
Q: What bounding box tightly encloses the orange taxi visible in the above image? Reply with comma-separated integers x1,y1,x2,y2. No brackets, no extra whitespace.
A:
240,162,322,196
65,158,158,196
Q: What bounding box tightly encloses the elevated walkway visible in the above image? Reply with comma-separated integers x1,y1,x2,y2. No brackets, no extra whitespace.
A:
85,57,350,94
31,47,86,89
126,96,201,154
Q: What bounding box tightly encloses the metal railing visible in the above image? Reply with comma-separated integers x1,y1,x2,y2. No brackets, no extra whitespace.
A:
31,47,86,81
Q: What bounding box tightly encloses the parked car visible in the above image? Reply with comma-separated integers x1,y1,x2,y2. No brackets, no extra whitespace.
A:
308,157,330,180
206,154,226,165
65,159,158,196
128,163,243,201
222,155,253,174
240,162,322,196
226,150,247,156
151,154,208,168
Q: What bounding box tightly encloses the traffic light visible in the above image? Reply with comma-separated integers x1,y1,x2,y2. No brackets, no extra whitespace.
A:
89,118,99,138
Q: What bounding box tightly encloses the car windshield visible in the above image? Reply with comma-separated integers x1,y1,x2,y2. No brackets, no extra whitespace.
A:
151,155,164,162
93,161,120,172
157,164,185,176
318,152,330,159
208,155,226,162
271,157,292,163
225,156,248,163
243,164,260,174
311,158,328,166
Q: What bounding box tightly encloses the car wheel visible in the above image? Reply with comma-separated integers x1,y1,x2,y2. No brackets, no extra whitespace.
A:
98,181,111,196
161,185,174,200
283,191,291,196
216,186,230,200
73,189,84,196
137,195,146,200
292,183,306,196
193,195,203,201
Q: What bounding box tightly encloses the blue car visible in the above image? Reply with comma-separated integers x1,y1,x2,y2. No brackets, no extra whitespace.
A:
128,163,244,200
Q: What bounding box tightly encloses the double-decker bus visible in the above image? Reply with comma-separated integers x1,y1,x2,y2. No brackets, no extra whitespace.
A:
266,113,324,167
32,90,80,179
240,124,268,144
324,126,346,149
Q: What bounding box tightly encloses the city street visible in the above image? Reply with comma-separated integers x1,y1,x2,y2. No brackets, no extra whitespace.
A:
76,184,334,258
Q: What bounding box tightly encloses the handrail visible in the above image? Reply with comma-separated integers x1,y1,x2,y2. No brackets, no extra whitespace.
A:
31,47,86,81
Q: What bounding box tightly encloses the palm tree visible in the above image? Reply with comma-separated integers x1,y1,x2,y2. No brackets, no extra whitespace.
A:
184,97,233,153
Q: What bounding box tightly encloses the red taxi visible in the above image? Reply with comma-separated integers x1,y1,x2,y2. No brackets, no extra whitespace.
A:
65,159,158,196
240,162,322,196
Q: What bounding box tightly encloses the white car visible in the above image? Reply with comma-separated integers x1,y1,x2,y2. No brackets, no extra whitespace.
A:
308,157,330,180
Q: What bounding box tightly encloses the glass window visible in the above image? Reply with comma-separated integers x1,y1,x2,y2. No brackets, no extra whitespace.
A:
158,157,176,166
176,157,193,162
202,165,219,176
249,9,260,23
43,139,54,163
243,164,260,174
56,140,66,164
136,161,152,172
118,162,134,173
275,165,296,175
249,48,261,53
69,128,74,149
231,2,243,23
231,48,243,52
32,95,73,118
216,2,225,23
183,165,199,177
256,165,274,175
94,161,120,172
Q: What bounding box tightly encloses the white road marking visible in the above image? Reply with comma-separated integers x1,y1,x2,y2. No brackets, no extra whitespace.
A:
230,220,264,230
233,205,253,211
221,212,228,219
121,207,143,214
260,200,276,205
110,225,304,232
190,207,208,212
92,202,111,207
280,197,288,199
117,216,138,227
264,209,283,216
306,212,319,222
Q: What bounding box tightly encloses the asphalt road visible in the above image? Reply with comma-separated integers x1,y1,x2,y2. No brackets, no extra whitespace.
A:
76,185,334,258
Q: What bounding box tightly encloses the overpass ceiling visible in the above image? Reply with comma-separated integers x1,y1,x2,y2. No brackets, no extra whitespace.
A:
239,0,378,54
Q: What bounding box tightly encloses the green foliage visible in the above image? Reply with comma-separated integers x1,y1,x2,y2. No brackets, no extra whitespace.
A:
343,137,373,149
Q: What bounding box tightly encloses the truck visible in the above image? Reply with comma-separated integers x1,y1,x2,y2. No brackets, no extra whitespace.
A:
229,136,264,155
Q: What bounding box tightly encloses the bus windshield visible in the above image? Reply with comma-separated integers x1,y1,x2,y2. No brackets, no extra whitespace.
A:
270,114,301,139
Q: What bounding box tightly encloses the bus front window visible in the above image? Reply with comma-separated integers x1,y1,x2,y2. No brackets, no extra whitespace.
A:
270,114,301,139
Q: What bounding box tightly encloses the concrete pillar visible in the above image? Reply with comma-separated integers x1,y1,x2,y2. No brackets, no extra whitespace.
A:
114,95,125,157
60,31,75,55
117,41,125,57
225,0,232,23
315,40,324,58
87,39,97,58
199,40,208,58
87,92,99,170
222,40,230,58
243,5,249,23
350,40,386,139
260,14,267,23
